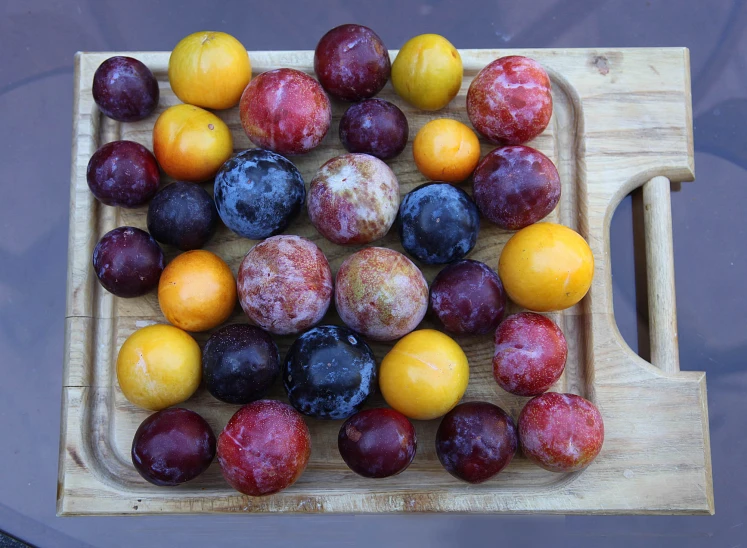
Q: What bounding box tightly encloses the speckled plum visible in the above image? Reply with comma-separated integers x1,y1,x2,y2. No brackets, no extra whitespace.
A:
430,260,506,335
518,392,604,472
467,55,553,145
283,325,376,419
147,182,218,251
473,145,560,230
435,401,517,484
307,153,399,245
218,400,311,496
238,235,333,336
397,182,480,265
86,140,160,208
92,56,159,122
239,68,331,155
493,312,567,396
339,99,408,160
335,247,428,341
214,149,306,240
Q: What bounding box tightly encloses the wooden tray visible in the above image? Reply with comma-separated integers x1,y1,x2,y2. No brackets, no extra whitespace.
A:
59,48,713,515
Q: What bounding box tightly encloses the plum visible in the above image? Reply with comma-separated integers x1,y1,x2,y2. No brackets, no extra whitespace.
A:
147,182,218,251
467,55,553,145
238,235,333,336
87,140,160,208
239,68,331,155
335,247,428,341
218,400,311,496
92,226,164,298
131,408,215,486
473,145,561,230
518,392,604,472
493,312,567,396
430,260,506,335
339,99,408,160
92,56,159,122
307,153,399,245
314,24,390,102
338,408,416,478
284,325,376,419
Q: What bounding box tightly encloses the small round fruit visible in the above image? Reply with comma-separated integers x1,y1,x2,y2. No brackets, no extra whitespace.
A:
391,34,463,111
493,312,567,396
467,55,553,145
169,31,251,110
379,329,469,420
158,250,236,332
473,145,561,230
314,24,390,101
152,104,233,182
240,68,331,155
339,99,408,160
116,324,201,410
518,392,604,472
147,182,218,251
214,149,306,240
413,118,480,183
436,402,517,483
308,153,399,245
202,324,280,404
92,56,159,122
86,140,160,208
335,248,428,341
238,235,332,336
131,408,215,486
338,408,416,478
499,222,594,312
284,325,377,419
429,259,506,335
93,226,164,298
218,400,311,496
397,182,480,265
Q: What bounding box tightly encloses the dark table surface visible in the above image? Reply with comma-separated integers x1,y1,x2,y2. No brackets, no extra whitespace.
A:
1,0,745,546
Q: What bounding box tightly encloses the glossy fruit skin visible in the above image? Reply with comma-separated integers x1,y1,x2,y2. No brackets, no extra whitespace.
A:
147,182,218,251
158,250,236,332
397,182,480,265
391,34,463,111
308,153,399,245
493,312,567,396
240,68,331,155
314,24,390,102
116,324,201,410
518,392,604,472
380,329,469,420
338,408,416,478
467,55,553,145
131,408,216,486
92,56,159,122
86,140,160,208
168,31,251,110
413,118,480,183
202,324,280,404
283,325,377,420
238,235,332,336
499,222,594,312
429,259,506,335
335,247,428,341
435,401,517,484
217,400,311,496
152,104,233,182
93,226,164,298
473,145,561,230
339,99,408,160
214,149,306,240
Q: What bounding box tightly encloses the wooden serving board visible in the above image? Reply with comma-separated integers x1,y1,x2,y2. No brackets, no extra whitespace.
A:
59,48,713,515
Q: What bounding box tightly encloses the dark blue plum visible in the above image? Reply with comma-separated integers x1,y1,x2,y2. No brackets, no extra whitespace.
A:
397,182,480,265
202,324,280,405
283,325,377,420
147,182,218,251
214,149,306,240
